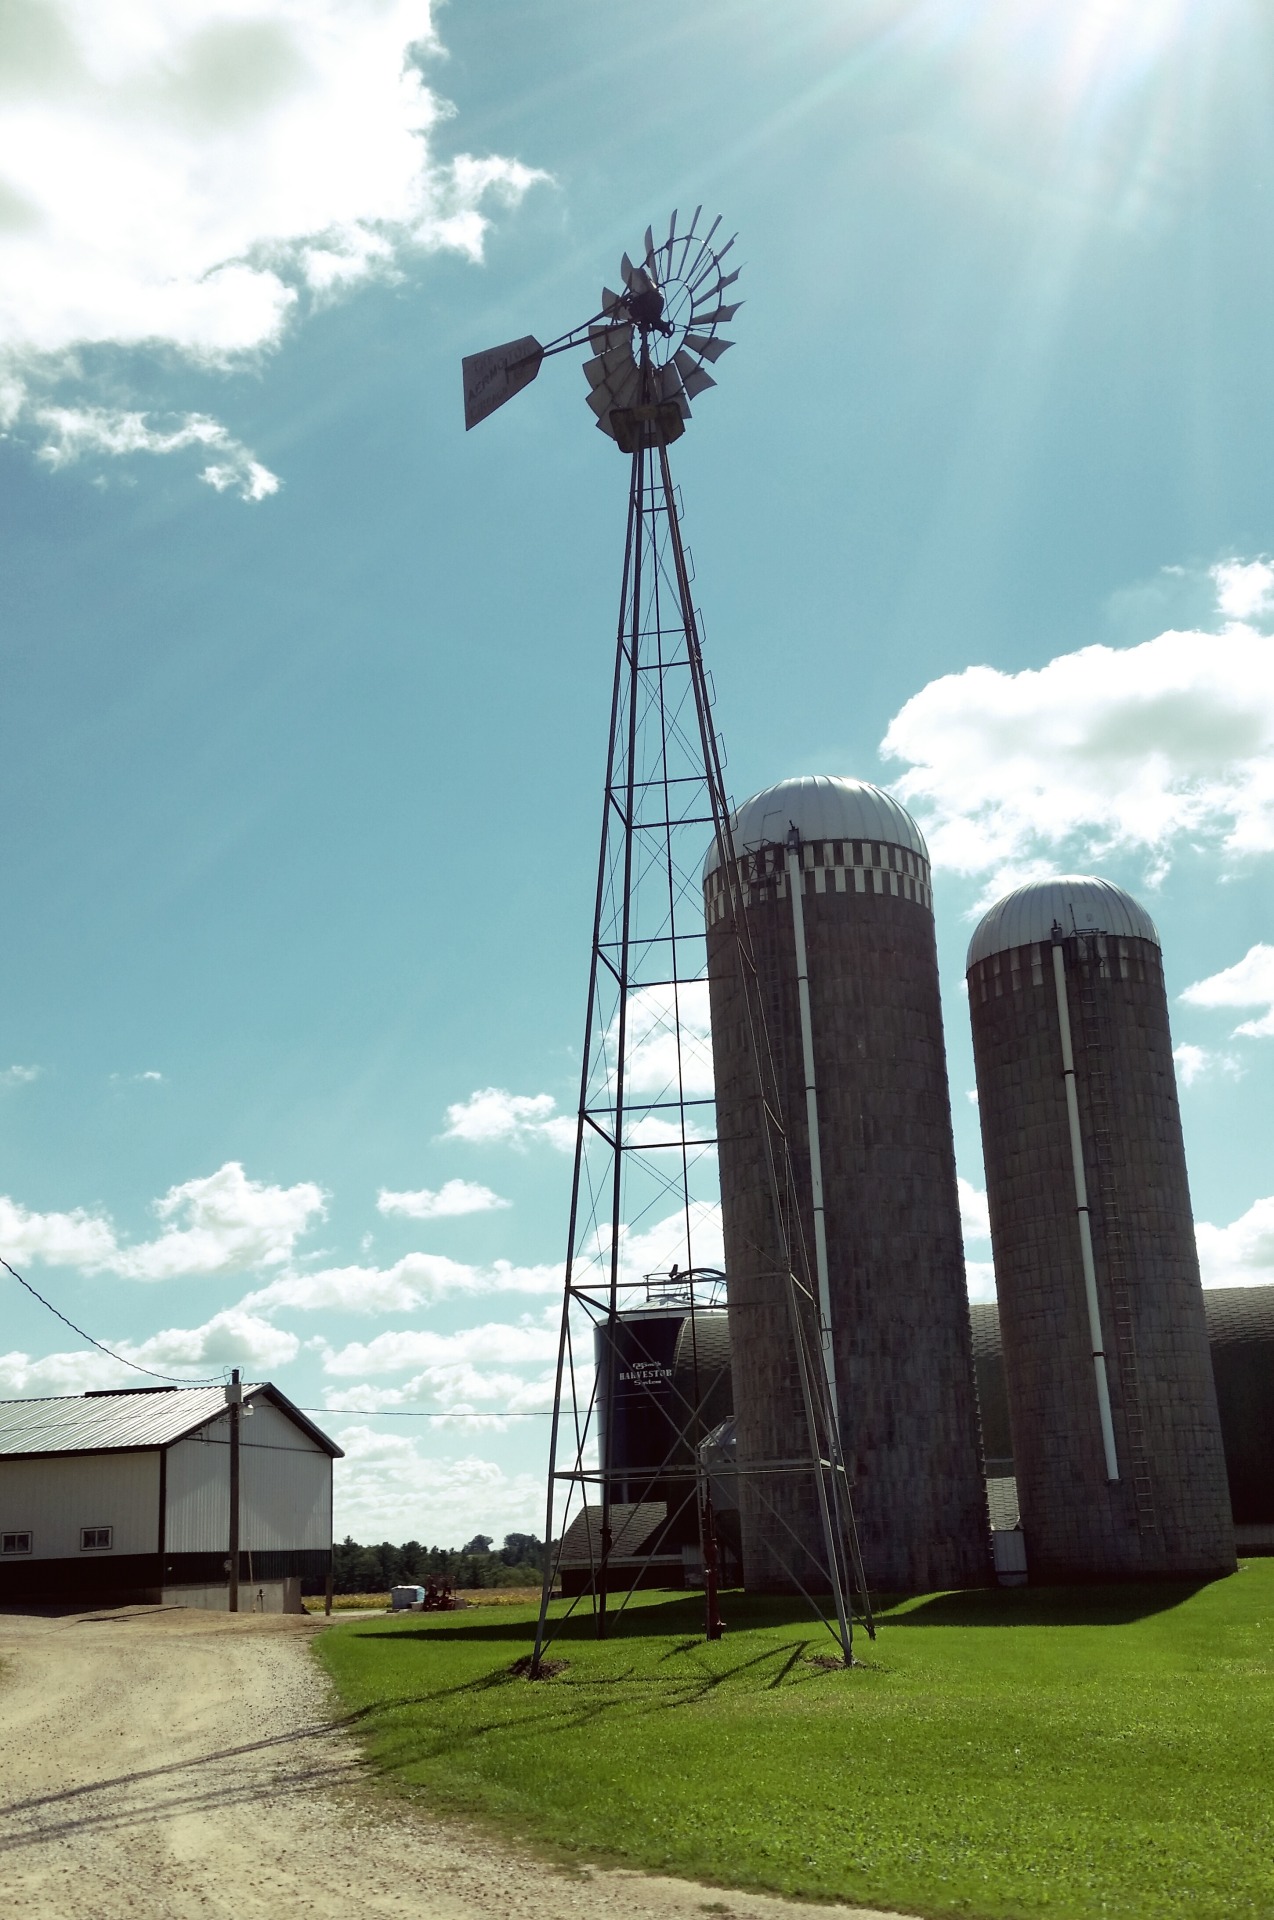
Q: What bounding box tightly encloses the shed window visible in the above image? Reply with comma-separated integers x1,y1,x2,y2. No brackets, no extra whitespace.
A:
80,1526,113,1551
2,1532,32,1555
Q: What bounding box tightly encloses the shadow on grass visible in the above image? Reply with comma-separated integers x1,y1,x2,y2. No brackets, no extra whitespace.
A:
352,1573,1230,1646
357,1591,864,1647
881,1577,1220,1628
331,1630,855,1785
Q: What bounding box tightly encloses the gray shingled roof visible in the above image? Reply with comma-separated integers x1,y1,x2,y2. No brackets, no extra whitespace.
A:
0,1384,342,1458
557,1501,671,1568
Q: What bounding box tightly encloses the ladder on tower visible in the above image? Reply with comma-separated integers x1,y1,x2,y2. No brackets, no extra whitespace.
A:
1073,934,1158,1536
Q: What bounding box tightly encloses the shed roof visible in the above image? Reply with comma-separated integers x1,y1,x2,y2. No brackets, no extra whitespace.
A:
0,1383,343,1460
965,1288,1274,1359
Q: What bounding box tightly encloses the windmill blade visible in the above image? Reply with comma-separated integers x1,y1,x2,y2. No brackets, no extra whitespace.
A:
462,335,544,430
584,388,624,439
583,352,642,410
680,212,722,289
656,364,692,417
674,350,716,400
643,225,659,279
584,343,639,389
655,209,677,283
689,300,742,328
671,204,701,280
620,252,637,288
688,241,736,300
601,286,625,315
589,319,632,354
682,333,734,363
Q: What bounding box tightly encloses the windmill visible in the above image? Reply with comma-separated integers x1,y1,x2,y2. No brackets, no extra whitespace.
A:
462,212,871,1669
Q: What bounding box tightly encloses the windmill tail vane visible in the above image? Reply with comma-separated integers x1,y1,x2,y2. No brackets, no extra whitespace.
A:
461,208,742,444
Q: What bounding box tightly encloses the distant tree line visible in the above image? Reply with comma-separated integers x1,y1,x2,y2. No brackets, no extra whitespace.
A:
330,1531,546,1594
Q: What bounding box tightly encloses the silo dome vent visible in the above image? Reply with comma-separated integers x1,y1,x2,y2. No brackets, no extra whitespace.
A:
966,876,1160,973
703,775,927,880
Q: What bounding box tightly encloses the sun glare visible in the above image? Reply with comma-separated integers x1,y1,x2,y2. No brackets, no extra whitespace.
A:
1013,0,1194,106
884,0,1209,114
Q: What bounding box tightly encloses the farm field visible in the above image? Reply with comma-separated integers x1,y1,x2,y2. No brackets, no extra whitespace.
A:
317,1560,1274,1920
303,1587,545,1613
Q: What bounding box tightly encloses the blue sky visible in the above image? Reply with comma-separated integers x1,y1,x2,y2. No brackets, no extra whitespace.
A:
2,0,1272,1544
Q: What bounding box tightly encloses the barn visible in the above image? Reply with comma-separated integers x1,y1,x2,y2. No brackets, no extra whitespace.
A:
0,1382,342,1611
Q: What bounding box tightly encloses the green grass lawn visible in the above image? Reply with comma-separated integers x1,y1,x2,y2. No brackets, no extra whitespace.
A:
316,1562,1274,1920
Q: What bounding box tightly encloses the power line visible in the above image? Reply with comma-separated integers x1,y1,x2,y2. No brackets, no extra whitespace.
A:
1,1254,223,1387
299,1407,553,1418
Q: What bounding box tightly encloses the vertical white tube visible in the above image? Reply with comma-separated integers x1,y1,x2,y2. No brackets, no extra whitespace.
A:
1051,938,1120,1483
785,841,840,1421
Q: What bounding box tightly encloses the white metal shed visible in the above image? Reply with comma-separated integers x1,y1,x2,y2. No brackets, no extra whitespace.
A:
0,1383,342,1611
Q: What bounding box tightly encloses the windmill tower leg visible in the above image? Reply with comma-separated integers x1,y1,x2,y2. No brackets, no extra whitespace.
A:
531,422,868,1673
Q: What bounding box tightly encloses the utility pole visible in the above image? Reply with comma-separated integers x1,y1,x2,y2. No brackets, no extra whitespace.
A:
227,1368,241,1613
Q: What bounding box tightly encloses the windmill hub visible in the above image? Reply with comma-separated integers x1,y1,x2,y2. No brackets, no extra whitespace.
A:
624,285,670,332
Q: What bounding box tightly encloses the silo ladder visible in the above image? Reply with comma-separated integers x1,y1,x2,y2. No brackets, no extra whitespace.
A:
1075,943,1159,1537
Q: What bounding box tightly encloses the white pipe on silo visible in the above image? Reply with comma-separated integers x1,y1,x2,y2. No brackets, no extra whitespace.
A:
784,837,840,1421
1050,935,1120,1483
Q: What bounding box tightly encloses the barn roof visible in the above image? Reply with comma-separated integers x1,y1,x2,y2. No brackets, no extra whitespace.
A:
0,1383,342,1460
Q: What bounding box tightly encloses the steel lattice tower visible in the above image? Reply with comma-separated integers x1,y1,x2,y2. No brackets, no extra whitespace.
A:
460,213,873,1669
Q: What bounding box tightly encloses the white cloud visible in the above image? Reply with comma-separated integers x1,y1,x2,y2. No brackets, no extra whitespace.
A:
1197,1196,1274,1288
0,1346,132,1396
31,402,280,500
0,0,544,486
619,981,715,1102
1180,944,1274,1039
321,1362,557,1423
958,1176,991,1244
568,1200,724,1298
0,1193,120,1269
242,1249,559,1315
613,1199,723,1283
965,1260,997,1305
1212,559,1274,623
441,1087,575,1153
332,1429,543,1543
111,1162,326,1280
1172,1042,1242,1087
0,1160,326,1280
128,1306,299,1370
957,1178,995,1300
882,574,1274,899
0,1065,41,1087
377,1178,509,1220
0,1307,298,1394
321,1318,558,1377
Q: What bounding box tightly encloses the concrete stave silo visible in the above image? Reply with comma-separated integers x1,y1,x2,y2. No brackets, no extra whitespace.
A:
967,876,1234,1580
704,775,990,1595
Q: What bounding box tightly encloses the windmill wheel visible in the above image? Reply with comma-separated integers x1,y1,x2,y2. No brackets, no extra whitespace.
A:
583,210,743,443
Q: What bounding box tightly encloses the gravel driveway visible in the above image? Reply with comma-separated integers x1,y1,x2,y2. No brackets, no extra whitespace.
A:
0,1605,902,1920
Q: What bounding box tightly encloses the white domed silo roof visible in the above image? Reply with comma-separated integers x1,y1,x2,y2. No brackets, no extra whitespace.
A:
703,775,928,880
966,876,1160,971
